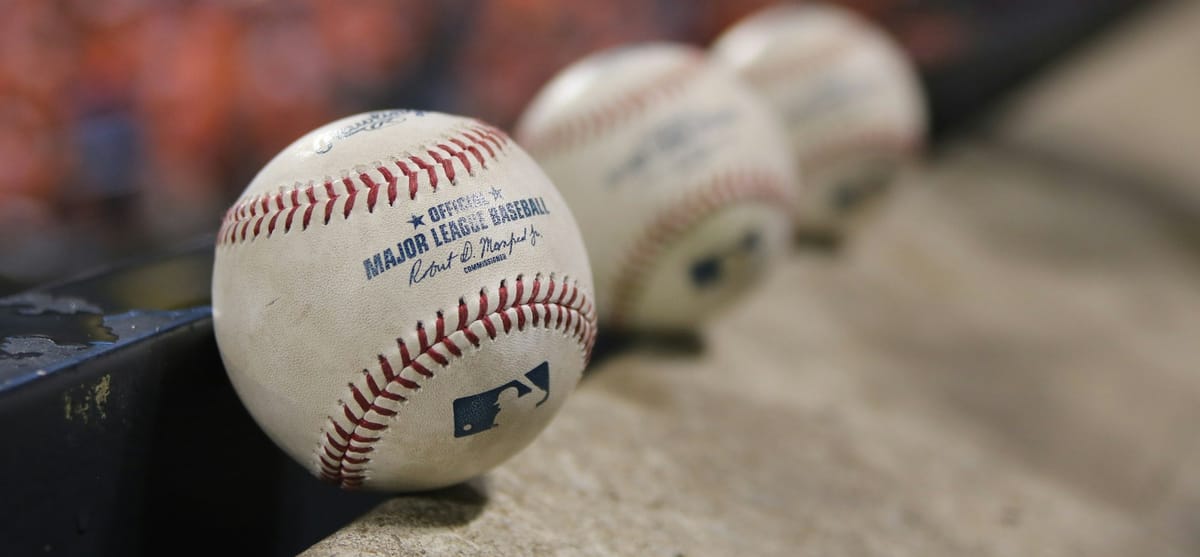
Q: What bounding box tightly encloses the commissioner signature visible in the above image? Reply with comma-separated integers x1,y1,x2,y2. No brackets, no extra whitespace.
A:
409,225,542,286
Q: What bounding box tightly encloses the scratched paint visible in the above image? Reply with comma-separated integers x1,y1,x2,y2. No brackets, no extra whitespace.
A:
63,374,112,424
1,296,210,391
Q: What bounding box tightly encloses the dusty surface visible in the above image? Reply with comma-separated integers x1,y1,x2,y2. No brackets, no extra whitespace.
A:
302,142,1199,556
994,0,1200,213
304,3,1200,554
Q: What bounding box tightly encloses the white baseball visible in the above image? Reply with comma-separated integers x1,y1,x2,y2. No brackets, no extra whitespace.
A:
516,43,797,332
712,3,927,238
212,110,595,491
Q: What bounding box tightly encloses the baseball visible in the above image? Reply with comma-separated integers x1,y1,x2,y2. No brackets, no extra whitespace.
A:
712,3,927,239
212,110,596,491
515,43,797,332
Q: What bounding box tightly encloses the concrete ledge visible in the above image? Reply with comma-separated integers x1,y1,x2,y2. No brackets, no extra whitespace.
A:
304,141,1199,555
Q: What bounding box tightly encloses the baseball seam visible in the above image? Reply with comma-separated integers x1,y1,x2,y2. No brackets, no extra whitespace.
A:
216,123,509,245
736,32,855,87
608,169,793,327
734,36,924,169
516,53,705,157
317,273,596,489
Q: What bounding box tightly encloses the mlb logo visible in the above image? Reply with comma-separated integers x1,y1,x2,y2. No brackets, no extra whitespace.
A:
453,362,550,438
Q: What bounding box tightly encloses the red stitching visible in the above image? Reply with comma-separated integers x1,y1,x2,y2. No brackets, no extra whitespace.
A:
410,155,438,191
451,137,485,168
426,149,455,184
317,274,595,488
727,34,923,171
267,193,284,236
323,180,338,225
438,142,473,176
377,166,397,207
473,126,505,152
303,185,317,231
737,34,854,87
217,124,509,245
392,160,415,203
515,53,704,157
464,131,494,159
361,172,380,213
341,177,357,219
608,170,794,327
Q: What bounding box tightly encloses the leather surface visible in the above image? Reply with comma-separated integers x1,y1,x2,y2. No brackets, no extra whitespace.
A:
713,4,927,235
516,43,796,331
212,110,595,491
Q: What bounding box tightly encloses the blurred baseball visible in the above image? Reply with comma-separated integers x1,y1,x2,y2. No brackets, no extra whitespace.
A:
712,2,927,240
212,110,596,491
516,43,796,332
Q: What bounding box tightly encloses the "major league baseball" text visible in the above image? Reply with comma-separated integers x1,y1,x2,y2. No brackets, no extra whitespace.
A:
362,188,552,283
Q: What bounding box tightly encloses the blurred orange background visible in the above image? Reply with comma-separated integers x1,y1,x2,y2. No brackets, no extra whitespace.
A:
0,0,1135,290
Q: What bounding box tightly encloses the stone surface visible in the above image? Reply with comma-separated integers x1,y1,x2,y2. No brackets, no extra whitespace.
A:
993,0,1200,214
302,141,1199,555
304,3,1200,552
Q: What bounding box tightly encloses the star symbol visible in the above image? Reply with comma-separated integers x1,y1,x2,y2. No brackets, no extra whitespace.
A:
489,187,504,201
408,214,425,229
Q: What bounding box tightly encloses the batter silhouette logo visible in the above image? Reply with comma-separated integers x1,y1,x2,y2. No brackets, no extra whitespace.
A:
452,361,550,438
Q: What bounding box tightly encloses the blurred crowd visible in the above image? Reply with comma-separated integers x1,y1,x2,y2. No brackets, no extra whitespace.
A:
0,0,963,291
